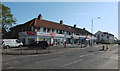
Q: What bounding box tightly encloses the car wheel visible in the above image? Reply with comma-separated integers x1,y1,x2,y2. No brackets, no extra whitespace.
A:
19,45,22,47
43,47,46,49
6,45,10,49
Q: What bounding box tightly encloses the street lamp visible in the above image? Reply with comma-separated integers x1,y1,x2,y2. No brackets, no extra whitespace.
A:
91,17,100,47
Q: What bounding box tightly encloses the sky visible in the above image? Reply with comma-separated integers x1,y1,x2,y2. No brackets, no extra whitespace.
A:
2,2,118,38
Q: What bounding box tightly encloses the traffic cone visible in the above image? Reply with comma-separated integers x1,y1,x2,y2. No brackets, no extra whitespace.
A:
106,45,109,49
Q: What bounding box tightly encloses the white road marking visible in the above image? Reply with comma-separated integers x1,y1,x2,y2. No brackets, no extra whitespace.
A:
36,58,58,63
79,55,86,57
6,63,9,65
95,46,98,47
79,53,94,58
7,67,14,69
14,61,19,63
60,59,82,67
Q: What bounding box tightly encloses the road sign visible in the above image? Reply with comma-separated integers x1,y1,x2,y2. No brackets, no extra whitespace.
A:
107,36,109,39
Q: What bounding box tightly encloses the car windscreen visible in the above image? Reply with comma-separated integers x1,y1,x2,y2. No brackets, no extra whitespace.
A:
16,40,21,43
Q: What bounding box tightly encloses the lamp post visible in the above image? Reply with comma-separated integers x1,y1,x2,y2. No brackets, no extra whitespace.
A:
91,17,100,47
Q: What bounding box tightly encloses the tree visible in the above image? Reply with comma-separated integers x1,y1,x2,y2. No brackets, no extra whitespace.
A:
2,4,16,34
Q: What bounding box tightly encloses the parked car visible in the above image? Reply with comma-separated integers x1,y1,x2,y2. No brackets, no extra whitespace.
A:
28,41,49,49
3,39,23,48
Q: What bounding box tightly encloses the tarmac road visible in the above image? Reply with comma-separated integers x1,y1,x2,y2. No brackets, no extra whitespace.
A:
2,44,118,69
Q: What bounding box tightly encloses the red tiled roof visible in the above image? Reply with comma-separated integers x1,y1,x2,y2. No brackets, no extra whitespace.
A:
10,18,93,35
34,18,76,32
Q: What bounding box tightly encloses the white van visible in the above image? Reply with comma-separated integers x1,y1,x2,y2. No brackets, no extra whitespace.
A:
3,39,23,48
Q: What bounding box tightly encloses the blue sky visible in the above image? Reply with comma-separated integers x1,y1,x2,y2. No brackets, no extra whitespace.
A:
2,2,118,38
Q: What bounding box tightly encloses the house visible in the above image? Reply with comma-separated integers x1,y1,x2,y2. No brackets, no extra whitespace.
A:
95,31,115,44
9,14,94,45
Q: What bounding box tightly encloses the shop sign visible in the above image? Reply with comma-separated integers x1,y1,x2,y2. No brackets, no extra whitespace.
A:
37,32,50,36
27,32,36,35
80,35,86,38
50,33,56,36
66,35,71,38
73,35,79,38
55,34,64,37
85,36,90,39
80,37,85,39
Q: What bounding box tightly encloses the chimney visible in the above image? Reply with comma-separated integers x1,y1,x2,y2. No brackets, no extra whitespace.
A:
83,28,85,30
60,20,63,25
38,14,42,20
74,24,76,28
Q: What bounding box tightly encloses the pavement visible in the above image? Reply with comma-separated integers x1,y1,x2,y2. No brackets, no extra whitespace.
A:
2,44,87,55
2,44,118,69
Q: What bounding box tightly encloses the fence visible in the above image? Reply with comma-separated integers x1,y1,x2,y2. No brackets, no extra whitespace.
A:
2,44,88,55
2,46,51,55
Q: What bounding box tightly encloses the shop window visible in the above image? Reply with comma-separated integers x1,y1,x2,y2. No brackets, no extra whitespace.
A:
28,38,35,44
38,38,45,41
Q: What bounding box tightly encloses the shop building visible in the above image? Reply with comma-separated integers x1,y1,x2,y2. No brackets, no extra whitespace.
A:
10,14,94,45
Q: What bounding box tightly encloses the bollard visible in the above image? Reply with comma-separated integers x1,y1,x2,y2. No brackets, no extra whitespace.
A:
6,46,9,54
106,45,109,49
102,45,105,50
36,47,38,54
20,46,23,54
64,42,66,48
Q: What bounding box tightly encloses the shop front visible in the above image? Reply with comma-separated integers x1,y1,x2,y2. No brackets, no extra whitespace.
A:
19,32,65,46
73,35,80,44
19,31,89,46
19,32,37,45
65,35,72,44
37,32,64,46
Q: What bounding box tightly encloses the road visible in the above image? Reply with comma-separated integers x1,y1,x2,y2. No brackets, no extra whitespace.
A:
2,44,118,69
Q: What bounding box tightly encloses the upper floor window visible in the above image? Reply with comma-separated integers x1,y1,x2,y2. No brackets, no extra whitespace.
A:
37,27,40,32
35,28,37,32
69,32,71,35
40,27,43,32
50,29,52,33
43,28,46,32
52,29,54,33
54,30,56,33
47,28,50,33
57,30,59,33
27,27,31,31
60,30,63,34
